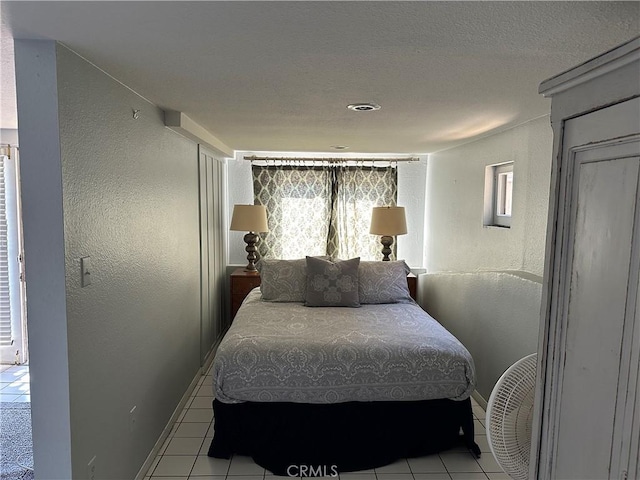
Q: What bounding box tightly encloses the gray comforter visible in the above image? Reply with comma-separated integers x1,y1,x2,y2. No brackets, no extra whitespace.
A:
213,289,476,404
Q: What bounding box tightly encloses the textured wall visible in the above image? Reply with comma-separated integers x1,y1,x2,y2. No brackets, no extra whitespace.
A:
227,155,427,267
422,117,552,401
426,116,552,277
397,157,427,267
58,44,201,479
18,42,202,479
226,157,254,266
420,271,541,400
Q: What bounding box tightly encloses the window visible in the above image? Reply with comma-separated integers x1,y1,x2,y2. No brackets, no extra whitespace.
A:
252,163,398,260
484,162,513,228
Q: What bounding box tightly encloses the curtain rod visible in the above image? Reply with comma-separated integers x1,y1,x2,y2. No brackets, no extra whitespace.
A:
244,155,419,163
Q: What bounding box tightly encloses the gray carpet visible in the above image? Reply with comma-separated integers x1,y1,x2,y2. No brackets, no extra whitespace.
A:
1,403,33,480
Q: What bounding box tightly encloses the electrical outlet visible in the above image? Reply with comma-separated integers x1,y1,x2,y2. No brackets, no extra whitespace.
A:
129,405,137,433
87,455,97,480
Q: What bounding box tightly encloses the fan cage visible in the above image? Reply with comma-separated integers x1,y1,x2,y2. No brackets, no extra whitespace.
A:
486,353,537,480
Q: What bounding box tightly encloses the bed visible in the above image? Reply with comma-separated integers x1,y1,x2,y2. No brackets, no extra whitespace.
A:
207,258,479,475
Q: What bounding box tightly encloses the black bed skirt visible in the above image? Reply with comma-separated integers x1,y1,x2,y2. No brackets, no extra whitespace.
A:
207,397,480,476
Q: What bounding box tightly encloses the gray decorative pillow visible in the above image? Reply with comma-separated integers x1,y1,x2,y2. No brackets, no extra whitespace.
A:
358,260,413,304
257,257,330,302
305,256,361,307
257,258,308,302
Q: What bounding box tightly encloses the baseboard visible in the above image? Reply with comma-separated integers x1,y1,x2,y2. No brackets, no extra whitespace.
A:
134,338,224,480
201,336,222,374
472,390,488,410
134,369,202,480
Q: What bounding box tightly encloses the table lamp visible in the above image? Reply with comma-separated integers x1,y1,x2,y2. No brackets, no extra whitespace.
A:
230,204,269,271
369,206,407,261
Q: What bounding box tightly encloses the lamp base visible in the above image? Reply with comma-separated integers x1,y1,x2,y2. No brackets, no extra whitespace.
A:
244,232,260,271
380,235,394,261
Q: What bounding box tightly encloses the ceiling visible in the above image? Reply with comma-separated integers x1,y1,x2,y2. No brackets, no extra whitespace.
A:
1,1,638,154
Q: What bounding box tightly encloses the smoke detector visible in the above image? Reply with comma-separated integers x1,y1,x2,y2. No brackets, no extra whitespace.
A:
347,103,381,112
331,145,350,150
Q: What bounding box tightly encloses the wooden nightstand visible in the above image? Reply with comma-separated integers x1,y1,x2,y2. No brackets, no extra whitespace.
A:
230,268,261,320
407,273,417,301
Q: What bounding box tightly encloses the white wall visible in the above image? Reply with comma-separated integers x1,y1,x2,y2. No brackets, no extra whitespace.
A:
14,40,72,479
397,156,427,268
15,41,202,479
421,117,552,400
226,156,253,266
227,153,427,268
426,116,551,277
421,271,542,400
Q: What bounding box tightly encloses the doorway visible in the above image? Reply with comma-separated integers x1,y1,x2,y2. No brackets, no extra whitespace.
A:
0,144,27,367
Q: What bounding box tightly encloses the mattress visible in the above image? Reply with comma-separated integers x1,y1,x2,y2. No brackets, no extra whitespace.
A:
213,288,476,404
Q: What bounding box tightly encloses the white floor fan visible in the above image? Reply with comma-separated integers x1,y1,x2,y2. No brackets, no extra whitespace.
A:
485,353,537,480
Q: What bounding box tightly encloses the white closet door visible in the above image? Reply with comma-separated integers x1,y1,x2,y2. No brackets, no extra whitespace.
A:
549,97,640,479
198,146,226,365
533,40,640,480
622,265,640,480
554,143,639,479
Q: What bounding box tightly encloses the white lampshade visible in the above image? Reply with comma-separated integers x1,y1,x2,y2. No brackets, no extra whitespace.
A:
370,206,407,236
230,204,269,232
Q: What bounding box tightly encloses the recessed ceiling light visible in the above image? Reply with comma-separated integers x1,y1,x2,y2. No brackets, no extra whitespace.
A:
347,103,381,112
331,145,349,150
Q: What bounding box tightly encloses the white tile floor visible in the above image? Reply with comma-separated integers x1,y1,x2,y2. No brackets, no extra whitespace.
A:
0,363,31,402
1,363,505,479
144,366,506,480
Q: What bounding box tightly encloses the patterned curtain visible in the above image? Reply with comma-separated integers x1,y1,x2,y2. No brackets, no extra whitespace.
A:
253,164,332,259
328,165,398,260
253,162,397,261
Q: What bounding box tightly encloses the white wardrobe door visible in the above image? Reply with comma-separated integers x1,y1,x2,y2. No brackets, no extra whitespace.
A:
555,149,639,479
545,97,640,480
